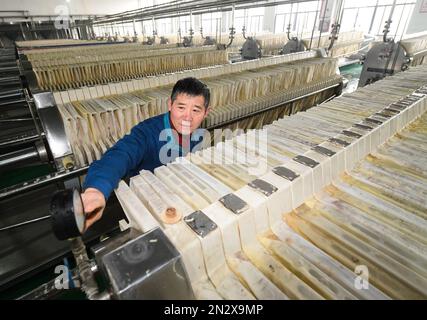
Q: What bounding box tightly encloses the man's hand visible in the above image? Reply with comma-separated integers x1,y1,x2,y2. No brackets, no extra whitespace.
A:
81,188,106,231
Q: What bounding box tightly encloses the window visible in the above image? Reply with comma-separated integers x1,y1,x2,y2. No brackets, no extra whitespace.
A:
274,14,286,33
273,2,320,35
340,1,415,36
388,3,415,39
157,18,172,35
354,7,375,33
248,15,263,34
341,8,358,31
201,12,221,35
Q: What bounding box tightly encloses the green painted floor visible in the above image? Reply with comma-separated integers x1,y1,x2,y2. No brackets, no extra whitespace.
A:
340,63,363,78
339,63,363,94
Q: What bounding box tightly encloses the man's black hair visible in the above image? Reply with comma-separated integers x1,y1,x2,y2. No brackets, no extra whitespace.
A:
171,77,210,108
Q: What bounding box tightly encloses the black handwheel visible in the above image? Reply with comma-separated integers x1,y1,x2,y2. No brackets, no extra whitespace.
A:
50,189,86,240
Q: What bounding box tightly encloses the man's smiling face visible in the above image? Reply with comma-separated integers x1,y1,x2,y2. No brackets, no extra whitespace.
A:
168,93,210,135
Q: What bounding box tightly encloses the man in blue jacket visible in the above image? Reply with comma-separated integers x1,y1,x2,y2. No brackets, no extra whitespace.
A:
82,77,210,229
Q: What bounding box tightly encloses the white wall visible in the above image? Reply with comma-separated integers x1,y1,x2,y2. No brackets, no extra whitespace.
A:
406,0,427,35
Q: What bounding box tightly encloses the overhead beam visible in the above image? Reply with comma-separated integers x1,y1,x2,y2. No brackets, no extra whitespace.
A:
94,0,315,26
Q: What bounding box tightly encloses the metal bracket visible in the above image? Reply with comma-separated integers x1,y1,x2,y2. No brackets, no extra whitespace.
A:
248,179,278,197
389,103,407,110
395,100,411,106
414,88,427,95
184,211,217,238
342,130,362,139
33,92,74,170
293,155,320,168
312,145,336,157
375,112,392,118
328,137,350,147
404,96,420,102
353,123,373,131
219,193,249,215
365,118,383,125
383,107,400,114
272,166,300,181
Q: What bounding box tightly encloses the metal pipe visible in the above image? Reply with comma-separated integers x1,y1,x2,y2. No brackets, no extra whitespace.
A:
381,0,402,79
368,0,380,35
0,61,17,68
308,0,321,50
327,0,344,52
199,13,205,39
97,0,214,22
0,166,88,200
0,118,33,122
94,0,315,25
383,0,397,42
0,215,51,232
0,66,19,73
0,76,20,84
0,91,24,100
287,3,294,41
0,10,29,13
188,10,193,43
387,2,408,77
70,237,110,300
226,5,235,47
152,16,157,39
0,146,39,168
0,98,26,106
95,0,186,21
317,0,328,47
0,55,16,61
0,133,42,148
0,88,23,96
0,141,47,167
